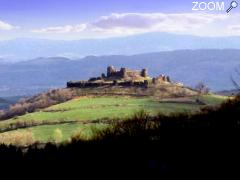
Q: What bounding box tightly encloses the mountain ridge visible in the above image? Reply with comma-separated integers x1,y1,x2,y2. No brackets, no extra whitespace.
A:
0,49,239,97
1,32,240,60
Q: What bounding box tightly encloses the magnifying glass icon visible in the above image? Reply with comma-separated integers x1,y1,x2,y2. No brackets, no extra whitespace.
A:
226,1,238,13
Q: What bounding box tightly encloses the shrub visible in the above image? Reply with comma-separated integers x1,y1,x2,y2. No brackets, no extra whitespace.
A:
0,130,34,146
53,128,63,143
71,130,86,142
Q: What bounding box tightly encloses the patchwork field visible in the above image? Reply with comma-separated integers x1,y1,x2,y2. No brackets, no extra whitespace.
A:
0,95,229,145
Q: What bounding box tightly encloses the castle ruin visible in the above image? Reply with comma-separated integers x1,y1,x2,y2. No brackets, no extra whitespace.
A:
106,66,148,80
67,66,171,88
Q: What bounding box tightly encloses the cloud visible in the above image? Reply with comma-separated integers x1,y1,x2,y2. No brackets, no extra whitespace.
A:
91,13,227,34
0,20,17,30
228,25,240,33
31,13,234,37
32,24,86,33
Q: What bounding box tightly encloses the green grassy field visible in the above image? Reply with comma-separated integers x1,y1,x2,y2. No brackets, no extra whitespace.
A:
25,123,107,142
0,95,229,145
198,94,229,106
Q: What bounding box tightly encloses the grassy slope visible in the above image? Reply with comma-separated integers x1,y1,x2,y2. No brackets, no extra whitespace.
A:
198,95,229,106
0,95,229,144
28,123,107,142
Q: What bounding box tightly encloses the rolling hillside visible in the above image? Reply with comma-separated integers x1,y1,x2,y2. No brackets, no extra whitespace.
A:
0,94,228,145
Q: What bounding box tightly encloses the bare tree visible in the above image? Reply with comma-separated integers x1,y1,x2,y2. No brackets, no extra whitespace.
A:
195,82,210,94
231,67,240,91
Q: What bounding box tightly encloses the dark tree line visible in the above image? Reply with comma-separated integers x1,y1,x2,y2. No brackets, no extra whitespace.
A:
0,96,240,177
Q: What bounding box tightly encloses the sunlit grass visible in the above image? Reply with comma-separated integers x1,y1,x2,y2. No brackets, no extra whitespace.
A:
0,95,228,145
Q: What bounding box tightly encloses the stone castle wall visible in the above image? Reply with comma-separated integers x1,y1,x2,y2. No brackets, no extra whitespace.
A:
152,75,171,84
106,66,147,79
67,66,170,89
67,80,149,88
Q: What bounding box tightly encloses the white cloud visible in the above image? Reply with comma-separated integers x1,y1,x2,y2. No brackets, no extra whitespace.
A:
228,25,240,33
31,13,239,37
91,13,227,34
32,24,87,33
0,20,17,30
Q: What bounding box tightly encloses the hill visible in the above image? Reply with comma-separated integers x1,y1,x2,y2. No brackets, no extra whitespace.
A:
0,94,228,145
0,80,198,121
0,95,238,177
0,68,228,146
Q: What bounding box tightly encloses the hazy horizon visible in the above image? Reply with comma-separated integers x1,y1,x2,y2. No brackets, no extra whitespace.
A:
1,32,240,60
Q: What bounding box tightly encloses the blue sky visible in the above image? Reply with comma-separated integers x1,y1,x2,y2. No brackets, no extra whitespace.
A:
0,0,194,26
0,0,239,40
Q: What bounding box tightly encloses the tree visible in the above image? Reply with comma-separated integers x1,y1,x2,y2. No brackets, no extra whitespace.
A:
195,82,210,94
231,67,240,91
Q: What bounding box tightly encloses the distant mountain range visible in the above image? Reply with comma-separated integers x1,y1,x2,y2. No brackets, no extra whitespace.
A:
0,49,239,97
1,33,240,60
218,90,240,96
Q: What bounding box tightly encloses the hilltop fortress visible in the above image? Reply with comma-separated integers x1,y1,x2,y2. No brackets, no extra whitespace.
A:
67,66,171,88
106,66,148,80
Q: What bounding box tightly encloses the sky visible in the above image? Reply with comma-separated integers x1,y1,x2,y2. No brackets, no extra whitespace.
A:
0,0,240,40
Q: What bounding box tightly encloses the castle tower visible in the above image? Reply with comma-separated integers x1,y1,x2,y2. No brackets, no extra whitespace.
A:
101,73,106,79
107,66,115,77
141,69,148,78
163,76,167,81
166,76,171,82
120,68,127,78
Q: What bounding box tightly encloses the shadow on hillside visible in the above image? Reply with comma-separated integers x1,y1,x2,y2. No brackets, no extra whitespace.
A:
1,97,240,177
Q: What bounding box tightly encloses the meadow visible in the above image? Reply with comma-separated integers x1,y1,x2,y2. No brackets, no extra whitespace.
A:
0,95,229,145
